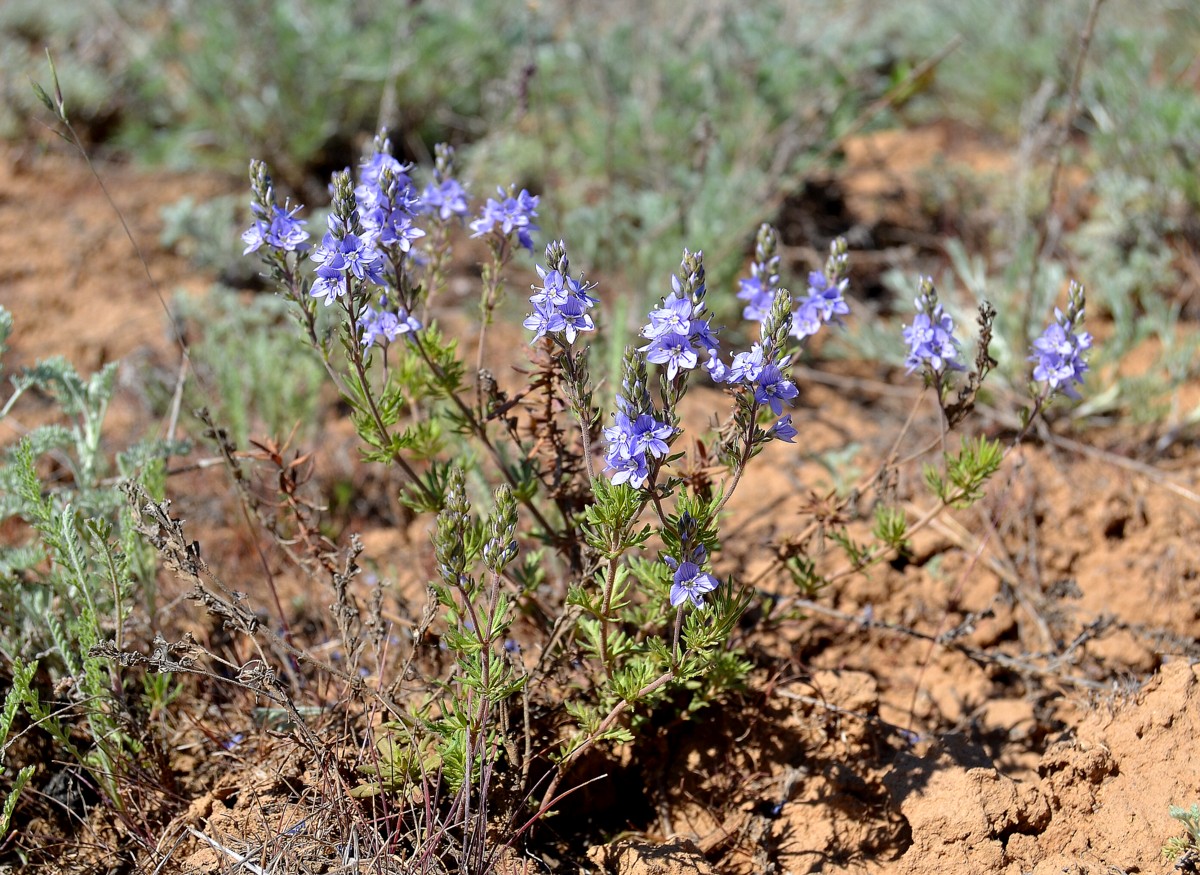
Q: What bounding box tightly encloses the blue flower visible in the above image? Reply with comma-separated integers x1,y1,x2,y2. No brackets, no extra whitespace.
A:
1030,310,1092,399
902,286,962,374
663,550,720,608
771,414,797,443
644,292,694,339
522,300,567,340
470,187,540,251
753,363,799,415
737,224,782,322
642,331,698,380
629,413,673,457
604,450,650,488
310,266,346,307
737,274,776,323
805,271,851,322
318,230,383,282
355,153,425,255
790,300,823,341
422,178,470,220
791,272,850,341
704,349,729,383
242,202,309,255
725,344,766,385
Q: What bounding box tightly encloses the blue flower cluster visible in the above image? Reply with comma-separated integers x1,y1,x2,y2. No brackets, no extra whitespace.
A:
1031,292,1092,399
356,152,426,255
310,217,386,306
639,258,720,380
359,299,422,349
735,227,781,322
791,272,850,341
241,201,309,255
523,243,599,344
470,187,540,251
902,279,962,374
707,341,800,440
308,143,432,307
602,401,675,488
708,344,799,412
736,226,849,344
421,178,470,221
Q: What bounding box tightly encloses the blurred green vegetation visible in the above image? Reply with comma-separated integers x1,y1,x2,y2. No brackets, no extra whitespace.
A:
169,286,329,449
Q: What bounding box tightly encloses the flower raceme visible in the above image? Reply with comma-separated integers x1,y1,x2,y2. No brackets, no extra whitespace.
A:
792,271,850,341
902,305,961,373
422,178,470,221
310,218,385,306
639,292,719,379
359,301,421,349
737,226,849,345
708,342,799,416
422,142,470,222
1031,319,1091,398
735,225,781,322
241,201,309,255
900,277,1092,400
523,244,599,344
1030,282,1092,400
902,278,963,375
470,187,540,251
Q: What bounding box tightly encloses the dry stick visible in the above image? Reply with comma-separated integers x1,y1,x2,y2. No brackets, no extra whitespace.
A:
928,510,1056,652
775,688,926,739
816,387,1052,593
37,71,317,646
740,386,931,587
791,363,923,401
1020,0,1106,350
184,827,267,875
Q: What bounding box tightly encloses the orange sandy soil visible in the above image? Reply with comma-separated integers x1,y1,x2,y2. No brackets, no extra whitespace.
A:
3,132,1200,875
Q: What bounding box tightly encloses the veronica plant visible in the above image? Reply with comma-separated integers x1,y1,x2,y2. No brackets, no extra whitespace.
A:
227,128,1097,868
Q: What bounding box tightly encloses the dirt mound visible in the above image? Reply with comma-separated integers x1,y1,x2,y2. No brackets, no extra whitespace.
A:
841,660,1198,874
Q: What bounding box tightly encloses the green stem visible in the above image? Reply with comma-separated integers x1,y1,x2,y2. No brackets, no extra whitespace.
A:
538,670,676,813
597,556,621,680
410,333,561,542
